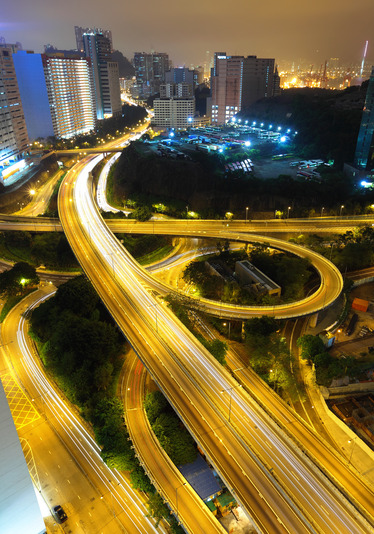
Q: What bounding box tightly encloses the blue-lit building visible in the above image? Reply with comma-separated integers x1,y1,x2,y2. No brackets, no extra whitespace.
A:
0,44,29,180
13,50,96,140
354,66,374,171
13,51,54,140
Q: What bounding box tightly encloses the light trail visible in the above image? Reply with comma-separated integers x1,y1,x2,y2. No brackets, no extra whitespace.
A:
12,291,164,534
57,155,374,533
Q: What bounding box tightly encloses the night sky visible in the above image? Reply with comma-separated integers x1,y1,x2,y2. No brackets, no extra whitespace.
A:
2,0,373,67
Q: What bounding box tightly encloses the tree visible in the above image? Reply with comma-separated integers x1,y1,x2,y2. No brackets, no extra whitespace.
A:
0,262,39,298
146,493,170,527
54,276,99,317
130,465,153,493
245,316,278,338
144,391,169,425
132,206,152,221
201,338,227,366
297,335,325,362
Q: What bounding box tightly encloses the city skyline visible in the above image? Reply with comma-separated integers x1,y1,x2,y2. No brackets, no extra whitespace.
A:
1,0,373,67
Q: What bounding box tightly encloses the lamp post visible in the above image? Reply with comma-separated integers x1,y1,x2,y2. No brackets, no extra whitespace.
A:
245,206,249,223
223,321,231,340
287,206,291,218
340,205,344,217
348,437,357,465
101,489,115,519
220,384,242,423
321,206,324,218
175,482,186,523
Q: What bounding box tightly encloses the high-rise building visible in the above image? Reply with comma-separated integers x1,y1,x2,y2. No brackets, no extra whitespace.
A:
75,25,113,53
354,66,374,171
133,52,169,98
209,52,277,125
0,379,46,534
160,82,194,99
153,97,195,129
0,44,29,178
13,50,96,139
165,67,194,86
83,33,121,120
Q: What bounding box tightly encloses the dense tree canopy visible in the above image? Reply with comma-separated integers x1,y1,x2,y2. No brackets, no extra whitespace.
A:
145,391,197,465
0,262,39,298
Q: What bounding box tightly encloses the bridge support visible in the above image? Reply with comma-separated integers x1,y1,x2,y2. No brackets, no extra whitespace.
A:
309,313,319,328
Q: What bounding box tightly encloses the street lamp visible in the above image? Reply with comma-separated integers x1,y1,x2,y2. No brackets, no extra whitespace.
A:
100,487,118,519
220,384,242,423
348,437,358,465
340,205,344,217
245,206,249,223
223,321,231,340
175,482,186,523
287,206,291,218
321,206,324,218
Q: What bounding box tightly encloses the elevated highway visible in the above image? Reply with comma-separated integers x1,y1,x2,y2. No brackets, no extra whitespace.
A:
57,155,374,534
0,215,344,320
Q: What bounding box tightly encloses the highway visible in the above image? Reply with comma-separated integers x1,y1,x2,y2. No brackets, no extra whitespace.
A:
0,214,344,320
122,349,227,534
0,287,164,533
57,154,374,533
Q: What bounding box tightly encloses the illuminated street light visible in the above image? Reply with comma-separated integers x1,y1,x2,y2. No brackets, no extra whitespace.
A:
321,206,325,217
340,205,344,217
220,384,242,422
223,321,231,339
348,437,358,465
245,206,249,223
287,206,291,218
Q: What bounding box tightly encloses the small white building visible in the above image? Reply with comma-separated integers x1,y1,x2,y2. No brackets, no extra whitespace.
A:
153,98,195,129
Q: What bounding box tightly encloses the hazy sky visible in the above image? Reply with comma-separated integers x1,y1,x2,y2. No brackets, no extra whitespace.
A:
2,0,373,67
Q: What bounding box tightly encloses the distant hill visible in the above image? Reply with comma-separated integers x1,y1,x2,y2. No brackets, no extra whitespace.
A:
241,85,368,167
112,50,135,78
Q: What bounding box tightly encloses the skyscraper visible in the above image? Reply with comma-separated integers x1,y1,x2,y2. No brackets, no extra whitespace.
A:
13,50,96,139
75,26,113,53
0,380,46,534
133,52,169,98
354,66,374,171
209,52,277,125
0,44,29,178
83,33,121,120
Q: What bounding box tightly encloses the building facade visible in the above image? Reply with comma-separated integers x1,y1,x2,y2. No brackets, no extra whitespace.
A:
43,52,96,138
14,50,96,140
153,98,195,129
133,52,169,98
75,25,113,53
83,33,121,119
0,379,46,534
0,45,29,177
354,66,374,170
209,52,278,125
13,50,54,140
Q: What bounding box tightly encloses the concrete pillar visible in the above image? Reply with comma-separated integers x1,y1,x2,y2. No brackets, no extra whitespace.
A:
309,313,319,328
